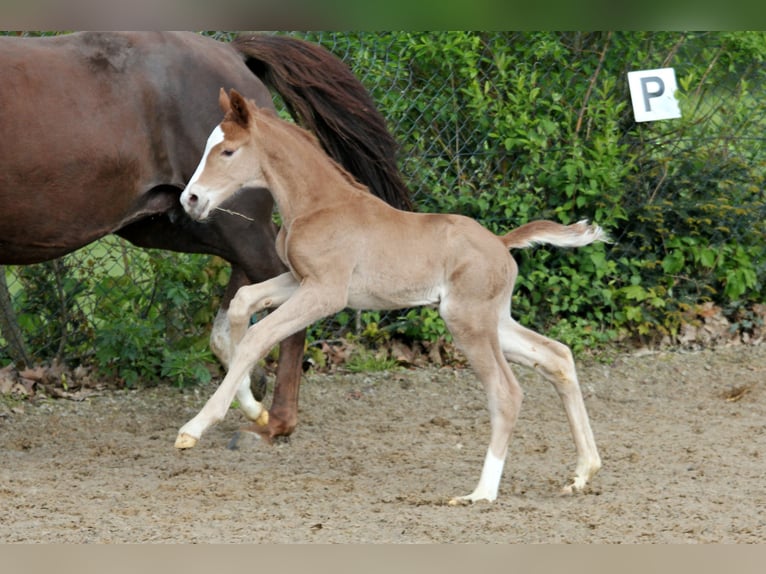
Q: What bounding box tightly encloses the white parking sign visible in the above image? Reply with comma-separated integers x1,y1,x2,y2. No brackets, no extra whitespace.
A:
627,67,682,122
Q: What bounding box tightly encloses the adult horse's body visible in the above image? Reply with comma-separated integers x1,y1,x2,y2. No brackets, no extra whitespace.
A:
0,31,411,438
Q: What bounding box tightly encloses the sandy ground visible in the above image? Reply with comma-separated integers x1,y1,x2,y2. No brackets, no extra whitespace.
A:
1,344,764,543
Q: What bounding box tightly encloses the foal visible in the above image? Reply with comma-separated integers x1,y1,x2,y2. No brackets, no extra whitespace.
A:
178,89,604,503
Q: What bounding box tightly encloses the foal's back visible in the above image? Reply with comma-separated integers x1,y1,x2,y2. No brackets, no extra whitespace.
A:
312,194,517,311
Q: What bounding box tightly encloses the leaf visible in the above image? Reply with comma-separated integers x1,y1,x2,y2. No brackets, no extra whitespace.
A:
621,285,648,302
699,248,717,268
661,251,685,274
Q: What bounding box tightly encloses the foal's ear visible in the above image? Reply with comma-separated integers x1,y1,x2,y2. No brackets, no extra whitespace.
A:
228,89,251,127
218,87,231,114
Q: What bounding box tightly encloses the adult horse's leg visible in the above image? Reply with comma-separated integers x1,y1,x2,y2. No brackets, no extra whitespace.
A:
251,323,304,439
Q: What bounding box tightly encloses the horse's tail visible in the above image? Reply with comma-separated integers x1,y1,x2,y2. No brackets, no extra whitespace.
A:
231,34,413,211
500,220,609,250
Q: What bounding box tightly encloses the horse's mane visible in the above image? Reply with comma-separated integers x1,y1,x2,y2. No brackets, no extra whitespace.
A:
232,34,413,211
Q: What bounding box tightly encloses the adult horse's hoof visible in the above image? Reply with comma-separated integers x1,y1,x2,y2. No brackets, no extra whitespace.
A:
175,433,198,449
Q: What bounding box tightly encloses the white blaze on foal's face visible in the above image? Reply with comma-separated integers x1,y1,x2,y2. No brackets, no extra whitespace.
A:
180,125,227,220
180,121,259,221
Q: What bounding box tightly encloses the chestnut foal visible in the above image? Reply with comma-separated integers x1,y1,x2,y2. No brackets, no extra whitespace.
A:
178,89,604,503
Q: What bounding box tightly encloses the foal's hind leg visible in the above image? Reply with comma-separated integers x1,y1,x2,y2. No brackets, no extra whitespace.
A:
442,305,523,503
499,317,601,493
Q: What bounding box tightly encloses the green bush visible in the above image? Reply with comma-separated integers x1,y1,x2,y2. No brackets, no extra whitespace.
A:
285,32,766,352
3,32,765,382
91,250,226,386
4,239,226,386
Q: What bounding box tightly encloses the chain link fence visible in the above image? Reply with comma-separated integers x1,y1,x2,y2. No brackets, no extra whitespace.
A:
2,31,765,377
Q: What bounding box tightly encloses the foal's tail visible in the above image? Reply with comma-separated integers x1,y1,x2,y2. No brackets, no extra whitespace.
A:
501,220,609,250
230,34,413,211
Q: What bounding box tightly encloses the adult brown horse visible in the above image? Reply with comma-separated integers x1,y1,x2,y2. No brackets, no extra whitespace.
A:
0,31,411,440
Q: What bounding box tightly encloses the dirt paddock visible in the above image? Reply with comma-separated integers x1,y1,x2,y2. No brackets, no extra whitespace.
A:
1,344,764,543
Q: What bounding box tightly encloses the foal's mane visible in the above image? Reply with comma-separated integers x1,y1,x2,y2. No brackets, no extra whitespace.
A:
252,106,371,194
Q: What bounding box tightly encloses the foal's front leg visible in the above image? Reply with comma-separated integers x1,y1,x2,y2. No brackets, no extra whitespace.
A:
210,269,299,428
175,282,343,449
209,309,267,422
227,272,301,346
227,272,301,430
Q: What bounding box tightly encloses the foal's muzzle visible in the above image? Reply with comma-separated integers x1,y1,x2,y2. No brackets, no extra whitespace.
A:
180,186,211,221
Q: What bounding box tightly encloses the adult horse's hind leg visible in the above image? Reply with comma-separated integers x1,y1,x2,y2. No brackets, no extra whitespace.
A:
498,316,601,493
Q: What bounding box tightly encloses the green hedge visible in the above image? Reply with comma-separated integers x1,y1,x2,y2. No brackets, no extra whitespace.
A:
2,32,765,383
302,31,766,352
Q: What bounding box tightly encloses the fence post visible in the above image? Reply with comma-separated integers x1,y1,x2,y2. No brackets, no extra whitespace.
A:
0,266,31,368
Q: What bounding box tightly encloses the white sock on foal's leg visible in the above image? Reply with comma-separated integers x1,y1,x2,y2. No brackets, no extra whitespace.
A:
236,374,268,425
211,308,268,425
449,447,507,504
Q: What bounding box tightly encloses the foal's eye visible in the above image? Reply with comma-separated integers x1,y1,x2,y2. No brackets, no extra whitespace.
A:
221,149,235,157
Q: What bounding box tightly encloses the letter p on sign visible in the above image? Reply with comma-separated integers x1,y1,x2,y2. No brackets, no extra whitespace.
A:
628,67,681,122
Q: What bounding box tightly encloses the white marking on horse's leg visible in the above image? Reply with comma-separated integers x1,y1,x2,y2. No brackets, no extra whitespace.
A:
450,447,507,505
176,283,344,448
235,374,266,423
210,308,265,423
455,364,520,503
442,302,520,503
499,317,601,492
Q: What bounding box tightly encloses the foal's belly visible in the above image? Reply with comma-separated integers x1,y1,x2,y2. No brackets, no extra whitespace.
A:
346,283,442,311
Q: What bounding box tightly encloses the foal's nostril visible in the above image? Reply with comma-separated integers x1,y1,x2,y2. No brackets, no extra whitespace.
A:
188,193,198,204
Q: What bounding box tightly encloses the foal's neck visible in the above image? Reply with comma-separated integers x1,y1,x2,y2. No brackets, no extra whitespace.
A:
258,114,365,225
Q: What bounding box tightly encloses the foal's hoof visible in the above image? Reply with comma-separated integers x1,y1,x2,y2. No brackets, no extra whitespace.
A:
560,476,590,495
254,409,269,427
174,433,198,449
447,493,493,506
447,497,473,507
